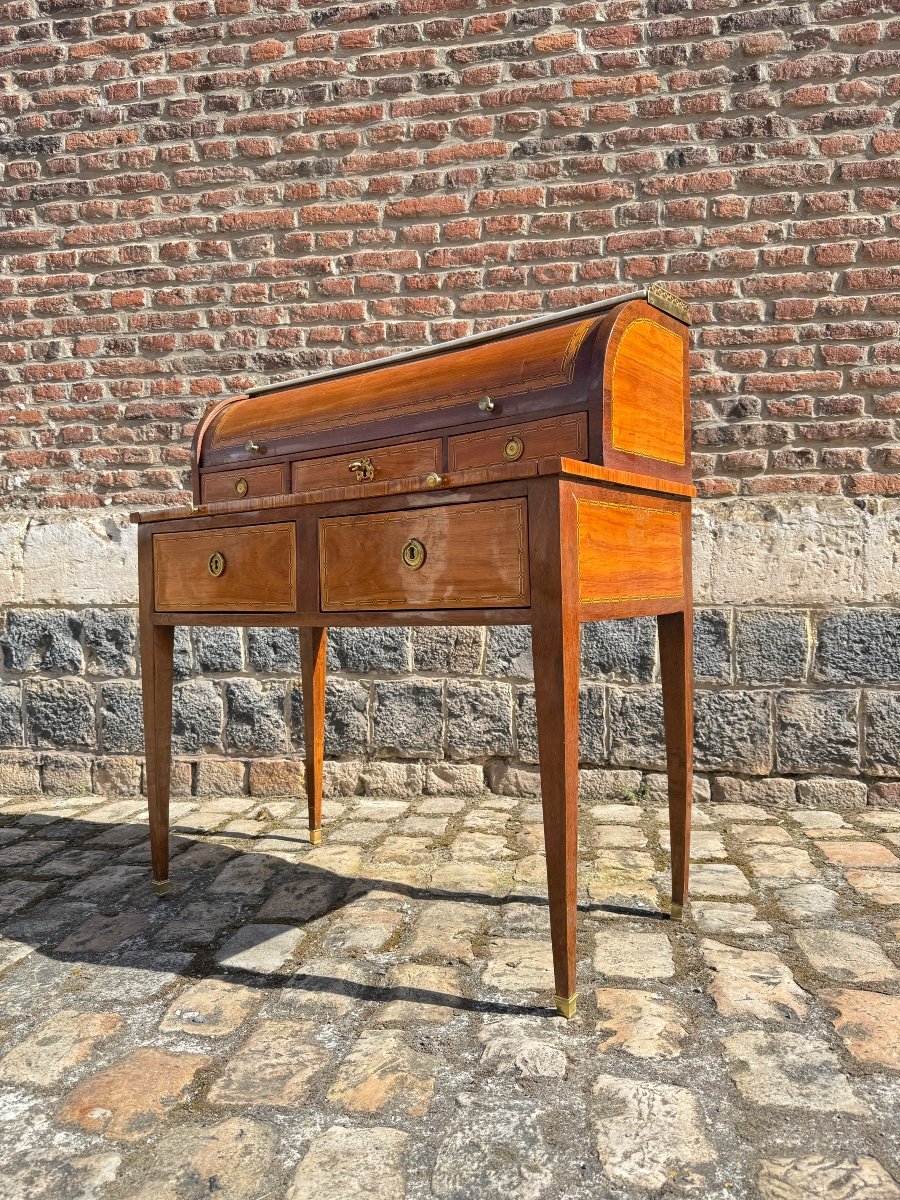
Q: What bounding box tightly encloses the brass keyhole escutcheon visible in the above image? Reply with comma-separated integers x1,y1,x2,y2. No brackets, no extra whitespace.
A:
401,538,426,570
503,435,524,462
349,456,375,482
208,552,226,577
235,477,248,498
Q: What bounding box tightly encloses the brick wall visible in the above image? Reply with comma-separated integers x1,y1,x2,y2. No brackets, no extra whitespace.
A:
1,1,899,804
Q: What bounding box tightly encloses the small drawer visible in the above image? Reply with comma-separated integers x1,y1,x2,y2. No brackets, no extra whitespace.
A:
292,439,441,495
319,498,529,612
200,464,287,505
154,522,296,613
448,412,587,471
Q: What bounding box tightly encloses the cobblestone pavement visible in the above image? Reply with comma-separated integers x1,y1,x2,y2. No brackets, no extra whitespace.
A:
1,786,899,1200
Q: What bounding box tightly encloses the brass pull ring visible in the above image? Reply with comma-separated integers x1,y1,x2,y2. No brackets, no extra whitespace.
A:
235,477,248,498
401,538,426,570
349,456,375,482
208,552,225,577
503,435,524,462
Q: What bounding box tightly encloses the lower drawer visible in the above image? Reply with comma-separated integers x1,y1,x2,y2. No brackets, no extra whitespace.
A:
292,438,441,495
448,412,587,471
154,522,296,613
319,498,529,611
200,463,286,505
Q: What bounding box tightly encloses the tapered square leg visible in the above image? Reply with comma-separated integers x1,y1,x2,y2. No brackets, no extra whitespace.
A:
299,627,327,845
138,534,174,896
658,608,693,919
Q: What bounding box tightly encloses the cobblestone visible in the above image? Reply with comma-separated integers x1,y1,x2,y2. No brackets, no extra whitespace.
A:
0,789,898,1197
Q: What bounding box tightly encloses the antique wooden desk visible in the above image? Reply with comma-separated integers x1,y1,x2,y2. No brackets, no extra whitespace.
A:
132,284,694,1018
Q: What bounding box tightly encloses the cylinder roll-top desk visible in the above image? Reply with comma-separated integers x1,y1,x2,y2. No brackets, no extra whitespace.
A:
132,282,694,1019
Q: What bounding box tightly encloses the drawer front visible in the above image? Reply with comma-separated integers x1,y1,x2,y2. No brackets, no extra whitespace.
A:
448,412,587,472
200,463,287,505
154,523,296,613
292,439,441,495
320,499,529,612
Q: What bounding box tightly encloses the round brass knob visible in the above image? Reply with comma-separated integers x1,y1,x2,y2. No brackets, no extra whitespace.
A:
244,440,263,454
477,395,495,412
235,477,248,498
208,552,226,577
425,472,443,488
401,538,426,570
503,435,524,462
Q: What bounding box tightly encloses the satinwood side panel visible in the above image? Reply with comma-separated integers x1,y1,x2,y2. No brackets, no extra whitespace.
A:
576,495,683,605
609,318,686,466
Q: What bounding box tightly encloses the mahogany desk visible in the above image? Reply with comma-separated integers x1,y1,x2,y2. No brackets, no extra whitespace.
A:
132,287,695,1019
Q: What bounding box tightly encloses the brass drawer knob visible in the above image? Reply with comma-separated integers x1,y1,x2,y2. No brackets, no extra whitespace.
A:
235,477,249,498
244,440,263,454
477,395,495,413
349,456,375,482
425,472,443,488
401,537,426,570
503,435,524,462
208,552,226,577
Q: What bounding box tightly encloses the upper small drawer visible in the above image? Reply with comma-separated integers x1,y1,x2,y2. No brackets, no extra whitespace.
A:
292,439,441,495
200,463,287,505
448,412,587,472
153,522,296,613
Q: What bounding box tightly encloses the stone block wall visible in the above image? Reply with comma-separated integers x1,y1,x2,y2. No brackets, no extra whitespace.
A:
1,2,899,804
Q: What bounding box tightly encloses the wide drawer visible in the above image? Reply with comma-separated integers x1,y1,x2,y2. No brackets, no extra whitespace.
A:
448,412,587,471
292,439,441,495
154,523,296,613
319,498,529,611
200,463,287,505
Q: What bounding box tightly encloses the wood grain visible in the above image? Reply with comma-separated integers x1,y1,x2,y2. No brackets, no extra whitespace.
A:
138,526,174,888
319,498,529,611
291,438,440,495
448,412,587,471
576,495,684,605
609,317,685,466
299,627,327,841
153,522,297,613
200,463,287,505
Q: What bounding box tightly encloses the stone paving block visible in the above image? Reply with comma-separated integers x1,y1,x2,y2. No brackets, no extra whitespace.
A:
844,869,900,906
405,899,485,961
58,1047,211,1140
757,1157,900,1200
2,1151,122,1200
482,937,554,993
794,929,900,984
723,1030,867,1114
288,1126,409,1200
328,1029,436,1116
594,926,674,980
689,862,752,898
742,844,818,884
478,1017,567,1077
823,988,900,1071
55,912,148,954
160,977,262,1037
127,1117,278,1200
321,903,404,954
595,988,687,1058
431,1098,553,1200
214,924,304,974
701,940,808,1021
592,1075,715,1191
775,884,839,921
691,902,773,937
0,1009,122,1086
816,839,898,868
372,963,465,1025
208,1020,328,1106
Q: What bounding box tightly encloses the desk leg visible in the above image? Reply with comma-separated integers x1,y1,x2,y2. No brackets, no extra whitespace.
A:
140,622,174,897
658,609,693,920
299,627,326,845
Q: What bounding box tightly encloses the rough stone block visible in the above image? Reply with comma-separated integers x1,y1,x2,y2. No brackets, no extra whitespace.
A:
581,618,656,683
100,681,144,753
249,758,304,797
2,610,84,675
172,680,223,754
516,684,605,765
328,627,410,674
867,782,900,808
194,758,246,796
694,609,731,682
172,626,194,681
25,678,95,749
607,687,666,770
93,755,142,796
412,626,484,674
447,681,513,760
776,690,860,772
815,609,900,684
711,776,796,806
736,610,808,683
82,609,137,677
0,683,22,747
484,626,532,678
485,760,541,796
193,627,244,674
170,759,194,796
372,680,443,758
796,777,867,809
863,690,900,773
579,769,643,803
247,627,300,673
695,690,773,774
41,754,92,796
225,680,286,754
291,679,369,758
425,763,484,796
0,753,41,795
358,761,424,796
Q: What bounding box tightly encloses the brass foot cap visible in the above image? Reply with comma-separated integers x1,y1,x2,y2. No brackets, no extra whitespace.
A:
153,880,170,897
671,901,684,922
309,828,323,846
555,994,577,1019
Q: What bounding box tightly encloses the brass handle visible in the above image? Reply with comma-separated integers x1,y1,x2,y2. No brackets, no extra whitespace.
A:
235,477,248,498
503,435,524,462
477,395,495,413
425,472,443,488
244,440,263,454
208,552,225,577
401,538,426,570
348,456,375,482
